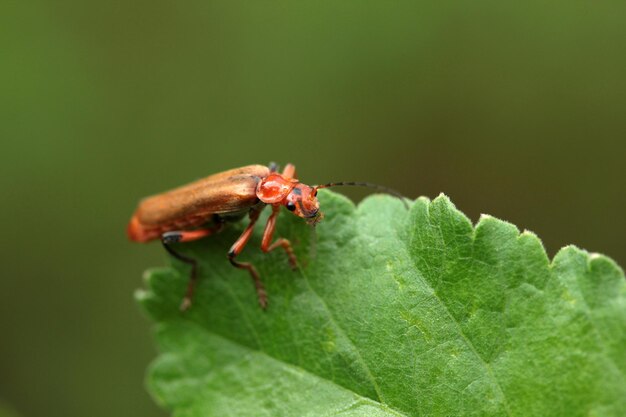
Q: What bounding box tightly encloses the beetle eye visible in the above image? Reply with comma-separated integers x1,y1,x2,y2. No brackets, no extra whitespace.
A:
286,202,296,211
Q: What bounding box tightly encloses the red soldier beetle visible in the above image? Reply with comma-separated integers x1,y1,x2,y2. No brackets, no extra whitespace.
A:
128,163,406,310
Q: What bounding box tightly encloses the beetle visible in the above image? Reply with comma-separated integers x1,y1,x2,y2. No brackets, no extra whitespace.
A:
128,162,405,310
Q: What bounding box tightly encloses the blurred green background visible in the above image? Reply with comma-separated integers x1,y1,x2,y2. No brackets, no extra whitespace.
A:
1,1,625,416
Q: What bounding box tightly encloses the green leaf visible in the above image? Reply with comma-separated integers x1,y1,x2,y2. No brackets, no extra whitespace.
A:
137,191,626,416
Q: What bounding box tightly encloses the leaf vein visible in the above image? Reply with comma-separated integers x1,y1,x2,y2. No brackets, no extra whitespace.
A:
401,202,514,417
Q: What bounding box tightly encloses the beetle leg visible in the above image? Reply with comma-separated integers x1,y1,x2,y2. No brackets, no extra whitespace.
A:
261,205,298,269
228,208,268,309
162,224,223,311
282,163,297,179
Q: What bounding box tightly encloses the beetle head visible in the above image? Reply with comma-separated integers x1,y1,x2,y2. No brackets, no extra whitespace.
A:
284,184,322,224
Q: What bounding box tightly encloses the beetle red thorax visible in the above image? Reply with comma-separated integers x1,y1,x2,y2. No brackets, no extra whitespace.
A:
256,173,297,203
256,173,321,221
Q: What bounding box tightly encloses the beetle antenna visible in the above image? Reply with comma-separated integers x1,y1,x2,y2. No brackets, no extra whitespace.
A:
314,182,409,209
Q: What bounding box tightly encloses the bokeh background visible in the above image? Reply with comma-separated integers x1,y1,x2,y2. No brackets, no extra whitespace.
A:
1,1,625,416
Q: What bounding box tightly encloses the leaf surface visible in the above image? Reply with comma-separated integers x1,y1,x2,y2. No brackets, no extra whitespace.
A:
137,191,626,416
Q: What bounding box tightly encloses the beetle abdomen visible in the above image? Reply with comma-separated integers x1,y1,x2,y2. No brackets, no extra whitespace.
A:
127,212,211,242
